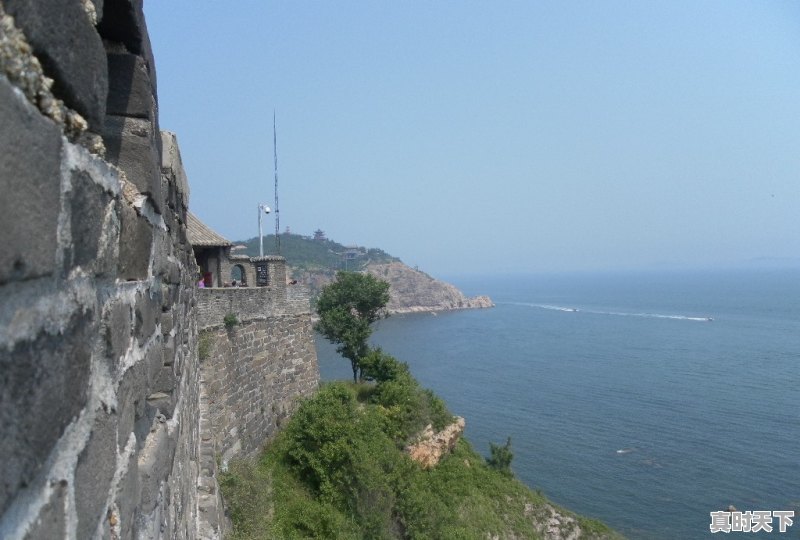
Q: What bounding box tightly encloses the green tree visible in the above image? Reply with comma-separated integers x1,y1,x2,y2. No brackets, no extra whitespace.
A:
487,437,514,476
315,271,390,382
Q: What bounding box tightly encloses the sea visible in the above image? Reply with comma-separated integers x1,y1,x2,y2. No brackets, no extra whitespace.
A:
315,268,800,539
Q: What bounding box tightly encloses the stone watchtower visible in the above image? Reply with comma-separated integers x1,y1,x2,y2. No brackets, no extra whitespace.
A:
187,213,288,290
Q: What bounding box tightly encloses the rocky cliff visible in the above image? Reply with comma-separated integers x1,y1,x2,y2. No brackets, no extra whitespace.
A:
292,261,492,315
365,261,493,314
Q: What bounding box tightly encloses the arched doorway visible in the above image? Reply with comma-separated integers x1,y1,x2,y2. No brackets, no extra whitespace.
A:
230,264,247,286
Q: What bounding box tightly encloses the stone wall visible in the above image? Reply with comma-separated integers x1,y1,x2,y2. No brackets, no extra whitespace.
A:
200,312,319,467
195,283,310,330
0,1,199,538
0,2,320,538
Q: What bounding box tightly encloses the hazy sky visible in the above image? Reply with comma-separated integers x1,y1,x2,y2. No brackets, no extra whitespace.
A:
145,1,800,275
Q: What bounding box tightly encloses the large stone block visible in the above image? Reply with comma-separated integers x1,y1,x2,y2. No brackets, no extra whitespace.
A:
67,170,116,276
103,116,162,210
0,313,92,515
0,77,62,285
96,0,156,93
134,290,157,344
137,419,170,514
3,0,108,130
118,201,152,281
74,409,118,539
160,131,189,204
104,297,132,370
23,480,67,540
106,52,155,120
113,448,138,540
116,360,146,452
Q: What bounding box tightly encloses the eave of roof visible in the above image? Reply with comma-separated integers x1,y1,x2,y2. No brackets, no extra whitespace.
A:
187,212,232,247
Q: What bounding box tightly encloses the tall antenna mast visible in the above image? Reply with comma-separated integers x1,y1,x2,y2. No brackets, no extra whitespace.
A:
273,110,280,253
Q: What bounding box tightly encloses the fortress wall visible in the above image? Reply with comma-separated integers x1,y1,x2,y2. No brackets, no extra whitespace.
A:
0,2,320,538
0,1,202,538
196,289,319,465
195,283,311,329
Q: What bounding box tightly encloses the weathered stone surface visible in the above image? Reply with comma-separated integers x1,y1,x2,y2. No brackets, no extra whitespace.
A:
3,0,108,130
0,77,62,285
106,52,155,120
147,390,174,419
160,310,174,335
199,311,319,461
137,419,170,514
113,449,138,540
103,115,162,209
96,0,156,95
23,481,67,540
405,417,466,469
104,297,132,368
134,290,157,343
74,409,117,539
160,131,189,205
0,314,92,514
118,201,152,281
117,360,146,452
67,170,116,275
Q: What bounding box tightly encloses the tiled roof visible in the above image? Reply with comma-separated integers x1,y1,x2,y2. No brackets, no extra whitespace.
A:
187,212,232,247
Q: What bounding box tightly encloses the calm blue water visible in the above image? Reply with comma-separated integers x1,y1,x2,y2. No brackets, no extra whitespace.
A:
316,269,800,539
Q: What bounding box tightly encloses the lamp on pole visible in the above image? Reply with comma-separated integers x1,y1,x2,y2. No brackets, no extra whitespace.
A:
258,204,271,256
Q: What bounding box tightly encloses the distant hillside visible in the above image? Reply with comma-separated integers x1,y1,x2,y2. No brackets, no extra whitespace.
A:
236,233,398,273
235,232,492,313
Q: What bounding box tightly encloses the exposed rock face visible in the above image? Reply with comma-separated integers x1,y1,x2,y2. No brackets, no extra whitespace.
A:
365,262,493,314
405,417,466,469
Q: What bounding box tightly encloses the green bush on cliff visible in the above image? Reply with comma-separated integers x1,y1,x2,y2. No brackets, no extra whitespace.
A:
486,437,514,476
220,374,622,540
361,349,453,441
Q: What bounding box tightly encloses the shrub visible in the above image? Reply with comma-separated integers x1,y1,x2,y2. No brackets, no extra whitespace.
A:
486,437,514,476
223,313,238,329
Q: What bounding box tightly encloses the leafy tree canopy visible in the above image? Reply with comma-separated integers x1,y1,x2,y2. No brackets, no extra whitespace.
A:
315,272,390,382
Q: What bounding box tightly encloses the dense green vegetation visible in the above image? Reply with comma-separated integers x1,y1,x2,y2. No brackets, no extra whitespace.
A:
236,232,398,273
220,353,621,539
315,272,391,382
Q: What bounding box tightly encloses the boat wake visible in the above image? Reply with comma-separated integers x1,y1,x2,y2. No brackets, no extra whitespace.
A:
507,302,712,322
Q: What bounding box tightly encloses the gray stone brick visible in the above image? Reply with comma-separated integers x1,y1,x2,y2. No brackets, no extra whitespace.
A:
104,298,132,369
67,170,116,275
3,0,108,130
0,77,62,285
134,290,157,343
160,310,174,336
103,115,162,211
96,0,156,94
0,313,92,515
106,52,155,120
117,360,146,452
113,449,138,540
118,201,152,281
74,409,117,540
23,480,67,540
146,390,175,419
137,420,169,514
